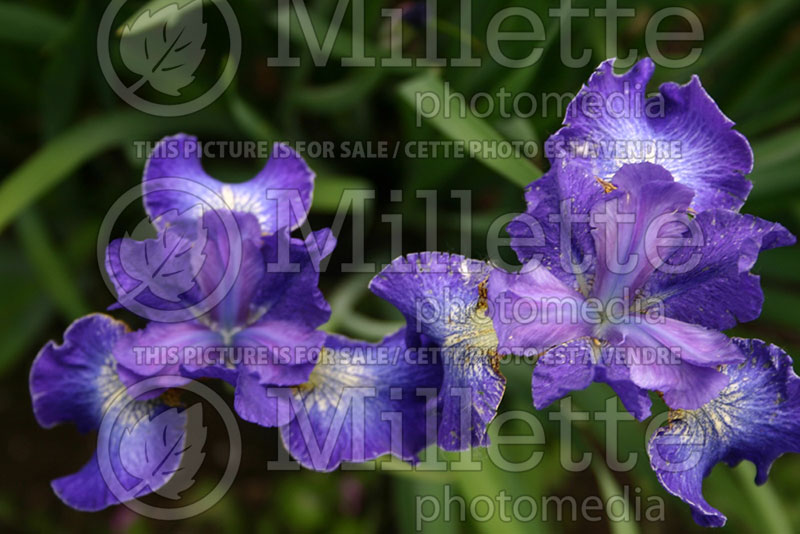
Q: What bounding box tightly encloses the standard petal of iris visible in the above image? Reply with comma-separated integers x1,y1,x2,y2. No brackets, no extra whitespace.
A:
256,228,335,329
648,338,800,527
143,134,314,234
29,314,189,511
280,330,442,471
369,252,504,450
506,165,605,293
643,209,796,331
547,58,753,211
590,163,694,302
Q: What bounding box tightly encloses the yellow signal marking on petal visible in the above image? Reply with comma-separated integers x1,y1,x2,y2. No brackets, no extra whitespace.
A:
595,176,618,194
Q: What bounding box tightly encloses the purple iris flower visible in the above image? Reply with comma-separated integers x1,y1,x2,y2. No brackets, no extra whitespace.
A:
369,252,505,450
649,338,800,527
546,58,753,212
278,330,442,471
29,314,199,511
107,209,336,428
143,133,314,235
491,162,794,416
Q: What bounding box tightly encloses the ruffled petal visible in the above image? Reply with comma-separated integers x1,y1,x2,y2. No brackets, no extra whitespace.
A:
143,134,314,234
30,314,191,511
30,314,129,432
648,338,800,527
546,58,752,211
369,252,504,450
644,210,796,331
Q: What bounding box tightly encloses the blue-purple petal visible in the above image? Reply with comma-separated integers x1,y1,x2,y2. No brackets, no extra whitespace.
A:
547,58,753,211
30,314,189,511
280,330,442,470
644,210,796,331
370,252,504,450
648,338,800,527
143,134,314,235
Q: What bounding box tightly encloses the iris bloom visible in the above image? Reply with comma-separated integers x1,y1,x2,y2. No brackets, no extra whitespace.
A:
107,210,335,427
29,314,198,511
491,162,793,415
105,136,335,427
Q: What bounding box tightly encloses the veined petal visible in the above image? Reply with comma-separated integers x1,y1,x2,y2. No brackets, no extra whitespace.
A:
369,252,505,450
29,314,189,511
507,165,604,294
644,210,796,331
590,163,694,303
279,330,442,471
547,58,752,211
610,317,744,409
143,134,314,235
532,338,596,410
648,338,800,527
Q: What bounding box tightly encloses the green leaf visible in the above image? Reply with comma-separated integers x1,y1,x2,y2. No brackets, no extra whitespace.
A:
15,211,89,320
227,92,279,142
398,72,542,188
0,108,234,234
733,462,793,534
666,0,800,82
749,126,800,200
591,459,641,534
290,69,384,114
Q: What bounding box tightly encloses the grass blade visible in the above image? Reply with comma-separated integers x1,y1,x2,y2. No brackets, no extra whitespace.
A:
398,72,542,188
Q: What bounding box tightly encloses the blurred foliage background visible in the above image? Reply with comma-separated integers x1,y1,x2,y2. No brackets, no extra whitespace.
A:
1,0,799,532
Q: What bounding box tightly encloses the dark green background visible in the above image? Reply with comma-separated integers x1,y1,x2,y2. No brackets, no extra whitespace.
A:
1,0,799,532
